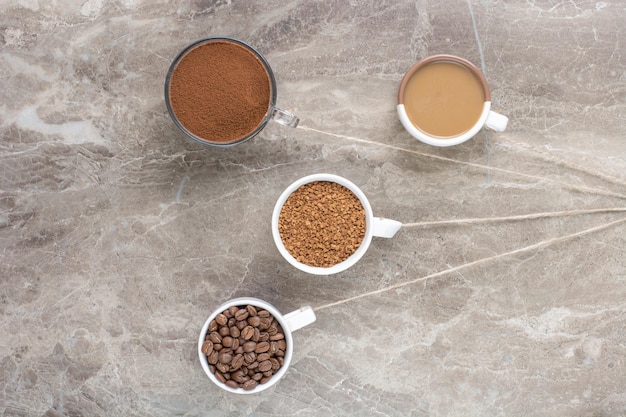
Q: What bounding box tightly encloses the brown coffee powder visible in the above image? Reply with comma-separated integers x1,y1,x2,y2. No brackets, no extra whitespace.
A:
278,181,366,268
168,40,271,143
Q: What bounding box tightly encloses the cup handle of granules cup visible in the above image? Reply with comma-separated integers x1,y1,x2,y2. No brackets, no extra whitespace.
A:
485,110,508,132
372,218,402,238
271,107,300,128
283,306,316,332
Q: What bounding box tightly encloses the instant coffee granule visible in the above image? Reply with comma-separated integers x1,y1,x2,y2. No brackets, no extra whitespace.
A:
203,305,286,391
278,181,366,268
168,40,271,143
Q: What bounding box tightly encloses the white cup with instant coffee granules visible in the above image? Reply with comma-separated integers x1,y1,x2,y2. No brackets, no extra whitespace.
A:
272,173,402,275
198,297,316,394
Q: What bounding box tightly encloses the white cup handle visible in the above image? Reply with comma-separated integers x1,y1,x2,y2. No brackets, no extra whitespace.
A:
371,217,402,238
485,110,508,132
283,306,316,332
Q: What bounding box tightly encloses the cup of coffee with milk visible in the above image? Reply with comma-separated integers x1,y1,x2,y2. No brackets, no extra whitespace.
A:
397,54,508,147
165,37,298,147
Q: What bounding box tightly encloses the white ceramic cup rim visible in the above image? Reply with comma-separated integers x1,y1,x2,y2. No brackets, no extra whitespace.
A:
198,297,294,394
271,174,375,275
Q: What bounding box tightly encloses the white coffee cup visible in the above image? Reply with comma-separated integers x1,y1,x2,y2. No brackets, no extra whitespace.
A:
271,173,402,275
198,297,316,394
397,54,508,147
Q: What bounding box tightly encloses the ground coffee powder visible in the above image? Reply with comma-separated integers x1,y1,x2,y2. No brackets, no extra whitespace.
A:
168,40,271,143
278,181,366,268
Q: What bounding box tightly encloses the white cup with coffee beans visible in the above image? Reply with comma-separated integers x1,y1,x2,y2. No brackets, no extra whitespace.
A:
272,173,402,275
198,297,316,394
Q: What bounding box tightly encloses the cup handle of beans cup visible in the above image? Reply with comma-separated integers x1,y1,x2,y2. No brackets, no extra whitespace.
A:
282,306,316,332
271,107,300,128
371,218,402,238
485,110,508,132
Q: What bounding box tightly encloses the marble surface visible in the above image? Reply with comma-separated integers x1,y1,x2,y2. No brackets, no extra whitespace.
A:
1,1,625,416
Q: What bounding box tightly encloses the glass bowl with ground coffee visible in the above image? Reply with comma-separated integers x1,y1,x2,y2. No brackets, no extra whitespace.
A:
165,37,298,147
271,174,402,275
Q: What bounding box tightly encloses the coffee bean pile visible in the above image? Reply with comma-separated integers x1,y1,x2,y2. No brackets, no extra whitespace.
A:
278,181,366,267
202,305,286,391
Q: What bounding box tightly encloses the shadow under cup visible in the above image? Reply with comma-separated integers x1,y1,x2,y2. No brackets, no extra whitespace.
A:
397,55,501,147
164,37,282,147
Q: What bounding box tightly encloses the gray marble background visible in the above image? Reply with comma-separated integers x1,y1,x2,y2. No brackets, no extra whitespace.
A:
1,1,625,416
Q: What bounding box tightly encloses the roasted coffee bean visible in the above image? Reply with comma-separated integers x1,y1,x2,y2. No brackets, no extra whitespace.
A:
270,358,280,372
257,353,270,362
231,338,240,351
260,376,272,384
252,372,263,381
235,308,249,321
228,317,237,327
252,328,261,342
219,326,230,337
267,322,278,336
209,320,218,332
201,340,214,355
269,333,284,341
237,320,247,330
243,341,256,353
207,350,219,365
277,340,286,351
263,370,273,377
229,326,240,338
277,357,284,366
247,316,261,327
231,370,246,383
246,305,257,317
241,326,254,340
259,317,272,330
218,352,232,364
222,336,233,348
209,364,216,373
225,380,240,389
213,343,223,351
276,349,285,357
248,361,259,370
208,332,222,344
215,313,228,326
257,310,270,318
255,341,270,353
216,362,229,374
244,351,256,364
242,379,258,391
259,332,270,342
228,306,239,317
268,341,277,355
230,354,244,371
258,360,272,373
215,370,226,383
